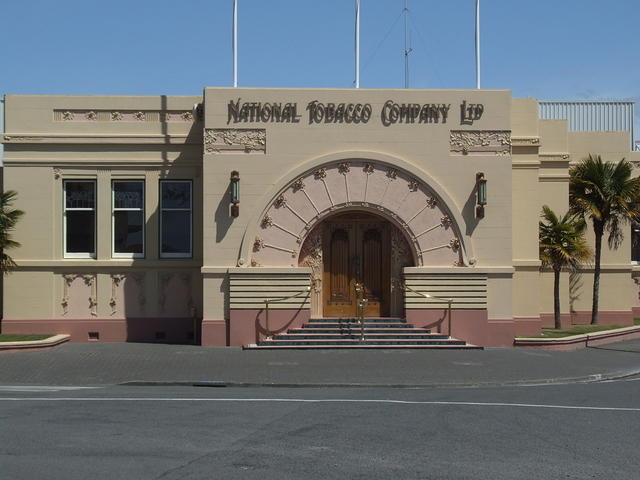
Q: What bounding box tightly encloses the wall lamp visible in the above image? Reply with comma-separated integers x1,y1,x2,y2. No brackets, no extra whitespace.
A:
230,170,240,217
476,172,487,218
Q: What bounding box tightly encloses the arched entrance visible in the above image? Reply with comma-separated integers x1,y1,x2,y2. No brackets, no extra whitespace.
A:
299,211,414,318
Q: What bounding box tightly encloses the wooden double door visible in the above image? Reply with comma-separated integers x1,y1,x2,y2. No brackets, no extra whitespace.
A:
322,214,391,317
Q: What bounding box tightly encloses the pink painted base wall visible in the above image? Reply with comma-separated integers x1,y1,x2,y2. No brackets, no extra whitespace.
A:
405,309,514,347
514,317,542,337
229,308,310,347
201,319,228,347
540,310,633,328
1,318,198,344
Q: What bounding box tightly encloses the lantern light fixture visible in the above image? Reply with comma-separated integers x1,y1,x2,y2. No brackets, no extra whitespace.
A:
476,172,487,218
230,170,240,217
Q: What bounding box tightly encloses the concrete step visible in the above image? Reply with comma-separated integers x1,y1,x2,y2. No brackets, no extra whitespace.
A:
256,339,468,346
309,317,406,324
301,324,417,330
245,343,483,350
289,328,432,335
276,333,450,340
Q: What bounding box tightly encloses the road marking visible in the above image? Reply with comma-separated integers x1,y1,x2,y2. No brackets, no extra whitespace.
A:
0,397,637,412
0,386,100,392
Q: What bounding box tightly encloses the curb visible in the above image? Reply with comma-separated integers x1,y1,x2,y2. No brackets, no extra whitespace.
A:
515,325,640,350
0,334,70,353
119,367,640,389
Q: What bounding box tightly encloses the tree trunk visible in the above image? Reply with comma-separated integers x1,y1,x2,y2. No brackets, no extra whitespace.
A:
554,266,561,330
591,221,604,325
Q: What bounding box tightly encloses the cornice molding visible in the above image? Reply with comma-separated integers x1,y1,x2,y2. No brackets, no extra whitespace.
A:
2,134,200,145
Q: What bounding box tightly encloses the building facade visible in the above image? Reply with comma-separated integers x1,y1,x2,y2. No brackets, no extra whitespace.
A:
2,88,639,347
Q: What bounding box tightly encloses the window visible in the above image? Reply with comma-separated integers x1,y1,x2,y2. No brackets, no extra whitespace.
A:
632,223,640,263
64,180,96,258
113,181,144,258
160,181,192,258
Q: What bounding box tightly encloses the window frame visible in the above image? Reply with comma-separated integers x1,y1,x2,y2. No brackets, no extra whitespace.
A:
63,179,97,259
159,180,193,259
112,180,145,259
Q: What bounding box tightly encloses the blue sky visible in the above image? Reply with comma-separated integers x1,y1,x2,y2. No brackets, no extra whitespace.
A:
1,0,638,138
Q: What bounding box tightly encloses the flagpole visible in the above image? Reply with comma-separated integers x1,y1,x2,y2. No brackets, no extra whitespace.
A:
403,0,411,89
475,0,480,89
355,0,360,88
233,0,238,87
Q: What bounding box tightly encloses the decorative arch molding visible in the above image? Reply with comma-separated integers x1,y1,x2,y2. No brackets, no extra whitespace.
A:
238,151,473,268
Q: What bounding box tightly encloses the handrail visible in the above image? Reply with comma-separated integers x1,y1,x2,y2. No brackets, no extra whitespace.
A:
402,283,454,337
264,285,311,338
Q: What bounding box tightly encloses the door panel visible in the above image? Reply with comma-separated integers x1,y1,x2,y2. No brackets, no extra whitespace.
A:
323,216,390,317
329,229,351,302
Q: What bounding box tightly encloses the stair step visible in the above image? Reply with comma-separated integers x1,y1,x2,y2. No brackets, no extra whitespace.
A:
277,334,449,340
289,328,432,335
302,323,416,329
245,344,482,350
309,317,406,324
258,339,468,346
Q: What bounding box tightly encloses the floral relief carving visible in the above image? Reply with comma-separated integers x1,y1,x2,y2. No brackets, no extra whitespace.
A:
386,168,398,179
338,163,350,174
131,273,146,309
180,111,194,121
134,111,146,121
440,216,452,228
261,215,273,228
180,273,195,317
204,128,266,153
109,274,126,316
426,197,438,208
159,273,173,312
292,178,305,191
363,163,375,174
253,237,265,251
299,227,323,314
111,111,123,121
53,168,61,179
408,179,420,192
85,111,97,121
62,111,74,121
450,130,512,156
314,168,327,180
274,195,287,208
449,238,461,252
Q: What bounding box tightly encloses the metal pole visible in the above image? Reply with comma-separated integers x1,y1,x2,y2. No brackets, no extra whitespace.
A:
404,0,410,89
355,0,360,88
232,0,238,87
447,299,452,337
475,0,480,89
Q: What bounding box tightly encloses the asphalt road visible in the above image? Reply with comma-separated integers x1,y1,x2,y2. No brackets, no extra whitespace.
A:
1,379,639,479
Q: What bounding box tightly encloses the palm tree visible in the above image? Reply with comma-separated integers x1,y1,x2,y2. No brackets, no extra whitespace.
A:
539,206,591,329
569,155,640,324
0,190,24,274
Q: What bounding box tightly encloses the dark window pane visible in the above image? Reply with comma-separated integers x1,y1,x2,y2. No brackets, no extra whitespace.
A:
161,182,191,209
114,211,143,254
66,182,95,209
114,182,143,209
66,211,95,253
161,211,191,255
